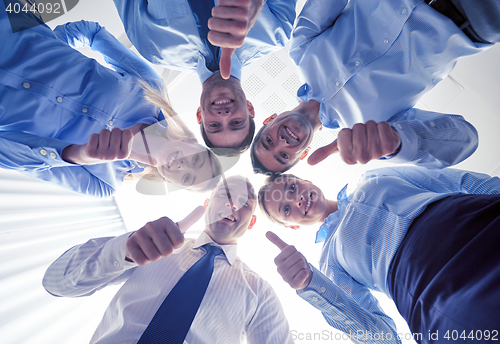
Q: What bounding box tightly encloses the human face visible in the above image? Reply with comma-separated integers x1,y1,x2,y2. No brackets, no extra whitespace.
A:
253,111,314,172
200,75,251,148
157,141,216,191
205,176,256,245
263,176,327,226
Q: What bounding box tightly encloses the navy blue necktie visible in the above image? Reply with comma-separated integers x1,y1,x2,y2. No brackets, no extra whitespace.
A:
186,0,220,71
137,245,224,344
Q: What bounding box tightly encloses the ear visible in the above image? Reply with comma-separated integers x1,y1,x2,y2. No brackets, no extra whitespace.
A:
263,113,277,125
204,198,210,208
196,107,202,124
248,215,257,230
246,100,255,118
300,147,311,160
285,225,300,230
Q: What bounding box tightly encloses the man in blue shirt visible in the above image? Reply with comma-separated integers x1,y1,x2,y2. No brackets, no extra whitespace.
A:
251,0,499,174
112,0,296,156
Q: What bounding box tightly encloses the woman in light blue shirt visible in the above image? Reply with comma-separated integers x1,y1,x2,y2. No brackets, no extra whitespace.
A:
0,4,221,197
259,166,500,344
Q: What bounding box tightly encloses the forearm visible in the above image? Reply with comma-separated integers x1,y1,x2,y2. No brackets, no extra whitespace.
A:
298,266,400,344
388,109,478,169
42,233,136,297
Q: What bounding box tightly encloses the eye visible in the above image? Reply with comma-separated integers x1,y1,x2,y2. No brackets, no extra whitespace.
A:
284,205,290,217
289,183,295,193
192,154,200,165
266,137,273,145
232,120,243,125
281,152,288,159
209,123,219,128
183,174,190,184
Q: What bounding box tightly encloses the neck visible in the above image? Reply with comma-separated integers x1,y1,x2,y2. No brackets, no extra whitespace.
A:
294,100,322,132
320,199,338,223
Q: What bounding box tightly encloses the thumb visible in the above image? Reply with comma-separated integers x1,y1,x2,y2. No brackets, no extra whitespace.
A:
219,48,235,80
177,206,206,233
307,140,339,166
266,231,288,251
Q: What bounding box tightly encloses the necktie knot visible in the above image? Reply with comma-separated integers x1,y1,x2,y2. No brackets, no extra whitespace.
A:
204,244,224,257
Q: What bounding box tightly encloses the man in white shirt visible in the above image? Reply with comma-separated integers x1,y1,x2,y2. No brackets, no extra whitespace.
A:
42,175,293,344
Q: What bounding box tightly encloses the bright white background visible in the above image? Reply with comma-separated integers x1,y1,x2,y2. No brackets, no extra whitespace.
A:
2,0,499,343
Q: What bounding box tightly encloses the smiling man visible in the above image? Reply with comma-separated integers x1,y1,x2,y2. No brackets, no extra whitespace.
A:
112,0,296,155
43,175,293,344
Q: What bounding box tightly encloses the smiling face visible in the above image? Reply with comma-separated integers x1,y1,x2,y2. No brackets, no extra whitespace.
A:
200,74,252,148
205,176,256,245
253,111,314,173
262,176,327,226
156,141,217,191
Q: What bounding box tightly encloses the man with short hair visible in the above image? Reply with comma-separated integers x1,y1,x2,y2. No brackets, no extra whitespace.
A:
42,175,293,343
112,0,296,156
251,0,499,174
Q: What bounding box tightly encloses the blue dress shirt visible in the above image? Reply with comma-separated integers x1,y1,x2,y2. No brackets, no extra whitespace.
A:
299,166,500,343
290,0,490,169
112,0,296,82
0,9,163,197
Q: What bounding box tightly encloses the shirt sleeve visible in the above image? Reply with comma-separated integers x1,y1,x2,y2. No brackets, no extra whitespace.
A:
53,20,162,83
246,284,294,344
42,232,137,298
289,0,348,63
298,265,400,344
386,108,478,169
265,0,298,40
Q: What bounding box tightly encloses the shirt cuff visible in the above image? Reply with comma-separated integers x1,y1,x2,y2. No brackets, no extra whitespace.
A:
385,121,418,163
102,232,138,271
33,139,76,167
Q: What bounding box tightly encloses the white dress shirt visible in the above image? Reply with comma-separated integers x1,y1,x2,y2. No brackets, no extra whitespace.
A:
43,231,294,344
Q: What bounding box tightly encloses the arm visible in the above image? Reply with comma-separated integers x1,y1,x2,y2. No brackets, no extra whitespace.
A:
298,265,400,344
289,0,348,64
246,285,294,344
267,232,399,344
42,233,137,297
388,108,478,169
53,21,161,82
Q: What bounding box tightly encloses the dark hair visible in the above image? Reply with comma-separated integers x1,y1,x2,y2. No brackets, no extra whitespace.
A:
200,116,256,157
250,126,300,175
257,173,302,225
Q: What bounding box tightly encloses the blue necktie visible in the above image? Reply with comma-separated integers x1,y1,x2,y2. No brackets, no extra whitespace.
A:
186,0,220,71
137,245,224,344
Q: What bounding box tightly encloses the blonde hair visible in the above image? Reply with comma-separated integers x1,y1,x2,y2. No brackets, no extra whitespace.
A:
125,79,221,192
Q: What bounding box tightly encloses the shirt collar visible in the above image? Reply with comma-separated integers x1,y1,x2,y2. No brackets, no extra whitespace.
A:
193,231,238,265
315,184,349,243
197,54,243,84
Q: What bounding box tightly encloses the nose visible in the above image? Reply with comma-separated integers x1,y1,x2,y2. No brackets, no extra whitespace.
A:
296,194,304,208
217,109,231,115
278,134,290,146
225,198,240,211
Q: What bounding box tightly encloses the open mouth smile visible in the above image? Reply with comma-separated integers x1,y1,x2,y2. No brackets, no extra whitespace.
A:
167,151,179,170
304,192,313,216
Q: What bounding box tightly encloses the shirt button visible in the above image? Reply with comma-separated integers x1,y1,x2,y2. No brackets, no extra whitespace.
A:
401,8,407,15
355,61,360,66
23,82,31,89
430,121,435,127
321,97,325,101
50,152,56,159
108,120,113,126
199,55,203,60
397,123,402,129
56,96,63,102
82,108,88,113
312,296,318,302
335,81,340,86
113,261,120,268
383,39,389,44
319,287,326,293
345,320,352,325
40,149,47,156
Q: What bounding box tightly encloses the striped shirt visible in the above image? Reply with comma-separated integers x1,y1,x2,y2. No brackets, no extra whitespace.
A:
298,166,500,343
43,231,293,344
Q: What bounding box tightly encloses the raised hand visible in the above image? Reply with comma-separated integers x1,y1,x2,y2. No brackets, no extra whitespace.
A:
208,0,264,79
266,231,312,290
308,120,401,166
125,206,206,266
62,128,133,165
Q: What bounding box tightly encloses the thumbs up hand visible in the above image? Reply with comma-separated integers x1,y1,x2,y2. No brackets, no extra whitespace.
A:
125,206,206,266
266,231,312,290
